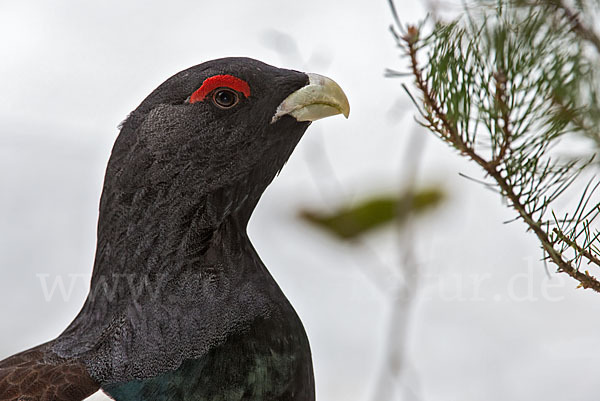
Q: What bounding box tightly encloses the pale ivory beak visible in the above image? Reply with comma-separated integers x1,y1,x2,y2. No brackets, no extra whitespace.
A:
271,73,350,123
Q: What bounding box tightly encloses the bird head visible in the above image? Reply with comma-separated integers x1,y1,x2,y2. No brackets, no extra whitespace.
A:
104,57,349,224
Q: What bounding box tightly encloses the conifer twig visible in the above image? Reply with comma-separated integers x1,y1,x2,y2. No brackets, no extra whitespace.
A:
405,33,600,292
397,4,600,292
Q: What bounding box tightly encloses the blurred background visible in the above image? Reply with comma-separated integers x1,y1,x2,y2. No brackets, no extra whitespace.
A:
1,1,599,400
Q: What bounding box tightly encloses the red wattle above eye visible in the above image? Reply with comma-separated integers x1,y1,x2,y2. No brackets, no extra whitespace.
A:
189,75,251,103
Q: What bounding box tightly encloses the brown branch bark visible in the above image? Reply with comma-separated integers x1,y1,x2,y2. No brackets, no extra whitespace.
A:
492,70,512,166
553,228,600,268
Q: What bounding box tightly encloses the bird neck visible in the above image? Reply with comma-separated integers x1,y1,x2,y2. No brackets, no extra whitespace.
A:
50,133,303,383
52,195,277,353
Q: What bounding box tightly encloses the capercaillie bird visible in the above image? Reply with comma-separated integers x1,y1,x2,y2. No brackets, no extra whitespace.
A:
0,57,349,401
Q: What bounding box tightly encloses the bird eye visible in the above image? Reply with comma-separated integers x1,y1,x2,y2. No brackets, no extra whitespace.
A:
212,89,239,109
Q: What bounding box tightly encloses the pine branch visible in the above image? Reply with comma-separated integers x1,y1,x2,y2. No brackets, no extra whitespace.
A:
394,1,600,293
553,228,600,268
403,32,600,292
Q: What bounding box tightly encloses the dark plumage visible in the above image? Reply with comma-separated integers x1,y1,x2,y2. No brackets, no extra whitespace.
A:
0,57,349,401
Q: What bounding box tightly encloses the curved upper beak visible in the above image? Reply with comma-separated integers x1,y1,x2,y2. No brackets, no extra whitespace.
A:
271,73,350,124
